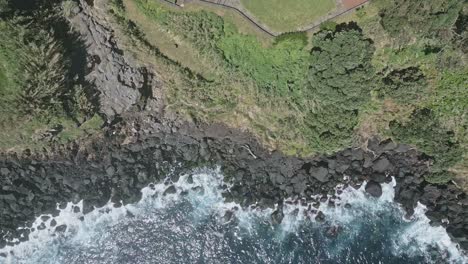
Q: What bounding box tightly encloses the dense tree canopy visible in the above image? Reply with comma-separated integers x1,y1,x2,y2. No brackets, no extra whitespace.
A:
379,0,465,42
308,23,375,110
302,23,376,152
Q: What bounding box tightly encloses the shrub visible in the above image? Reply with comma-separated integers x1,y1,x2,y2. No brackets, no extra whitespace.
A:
378,0,464,43
218,25,310,96
273,31,308,47
308,22,376,110
389,108,464,182
378,66,427,104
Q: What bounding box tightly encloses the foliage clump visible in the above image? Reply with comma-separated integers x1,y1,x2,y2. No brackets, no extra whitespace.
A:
378,66,427,104
308,22,375,110
389,108,463,183
0,0,98,149
379,0,464,43
302,22,376,151
218,26,310,96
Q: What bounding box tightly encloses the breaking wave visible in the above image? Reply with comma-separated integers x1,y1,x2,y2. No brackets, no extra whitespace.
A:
0,167,466,264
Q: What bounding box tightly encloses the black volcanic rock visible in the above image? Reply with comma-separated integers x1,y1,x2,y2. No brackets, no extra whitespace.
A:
271,209,284,225
365,181,382,198
163,185,177,195
372,157,392,173
310,166,329,182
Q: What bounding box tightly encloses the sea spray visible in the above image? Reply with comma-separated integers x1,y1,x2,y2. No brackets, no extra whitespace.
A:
0,168,466,264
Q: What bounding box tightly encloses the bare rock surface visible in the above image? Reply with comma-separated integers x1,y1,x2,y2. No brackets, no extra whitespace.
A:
69,0,161,119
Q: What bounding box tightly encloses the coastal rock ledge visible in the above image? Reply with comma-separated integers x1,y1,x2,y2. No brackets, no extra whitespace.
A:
0,128,467,252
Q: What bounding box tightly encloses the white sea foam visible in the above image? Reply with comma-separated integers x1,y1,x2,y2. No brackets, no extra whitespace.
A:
394,202,466,262
0,168,466,263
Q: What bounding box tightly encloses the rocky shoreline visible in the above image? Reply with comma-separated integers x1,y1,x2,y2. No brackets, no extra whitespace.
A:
1,119,467,252
0,0,467,255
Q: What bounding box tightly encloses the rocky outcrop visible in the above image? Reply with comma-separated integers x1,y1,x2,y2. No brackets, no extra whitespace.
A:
1,113,465,250
68,0,162,119
365,181,382,197
2,113,467,250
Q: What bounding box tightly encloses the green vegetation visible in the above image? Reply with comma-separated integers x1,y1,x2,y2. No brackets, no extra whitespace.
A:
378,0,464,44
119,0,382,155
1,0,465,187
389,108,463,183
303,23,376,151
218,29,310,96
240,0,336,32
357,0,468,183
378,67,427,104
114,0,466,167
0,0,99,150
431,69,468,141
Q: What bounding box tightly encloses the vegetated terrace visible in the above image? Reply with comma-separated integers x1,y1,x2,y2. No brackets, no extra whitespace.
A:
110,0,467,187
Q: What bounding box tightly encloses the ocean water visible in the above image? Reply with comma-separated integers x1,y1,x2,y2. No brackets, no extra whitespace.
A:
0,167,466,264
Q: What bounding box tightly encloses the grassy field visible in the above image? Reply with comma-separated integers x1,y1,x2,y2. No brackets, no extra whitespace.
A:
240,0,336,32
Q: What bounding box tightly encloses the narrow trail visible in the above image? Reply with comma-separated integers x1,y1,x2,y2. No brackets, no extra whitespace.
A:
159,0,371,37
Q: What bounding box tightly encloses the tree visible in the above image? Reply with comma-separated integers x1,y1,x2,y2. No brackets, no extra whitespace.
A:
379,0,465,43
307,22,375,110
389,108,463,183
303,22,376,152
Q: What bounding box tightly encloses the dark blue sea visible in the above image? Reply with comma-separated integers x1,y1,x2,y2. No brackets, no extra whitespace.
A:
1,168,466,264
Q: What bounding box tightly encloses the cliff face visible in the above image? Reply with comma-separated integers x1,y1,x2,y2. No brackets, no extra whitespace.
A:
69,0,163,120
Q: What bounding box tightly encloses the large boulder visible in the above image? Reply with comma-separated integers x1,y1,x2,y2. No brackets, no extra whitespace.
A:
310,166,329,182
271,208,284,225
365,181,382,197
372,157,392,173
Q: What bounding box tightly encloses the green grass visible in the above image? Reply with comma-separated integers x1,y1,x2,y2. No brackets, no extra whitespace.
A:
240,0,336,32
57,114,104,143
114,0,468,183
111,0,380,156
0,8,100,151
341,2,468,185
0,64,7,88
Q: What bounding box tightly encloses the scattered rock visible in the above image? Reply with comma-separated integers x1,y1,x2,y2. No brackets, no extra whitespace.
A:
55,224,67,233
163,185,177,195
223,210,235,223
365,181,382,198
310,167,329,182
271,209,284,225
315,211,325,222
325,225,341,237
187,175,194,184
37,222,46,230
106,166,115,176
0,167,10,175
372,157,392,173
